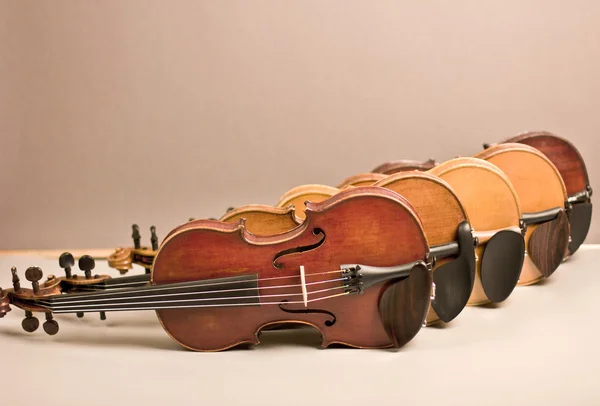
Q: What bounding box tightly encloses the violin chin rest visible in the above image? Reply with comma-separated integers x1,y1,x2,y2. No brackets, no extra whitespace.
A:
568,202,592,256
378,263,431,349
528,210,570,278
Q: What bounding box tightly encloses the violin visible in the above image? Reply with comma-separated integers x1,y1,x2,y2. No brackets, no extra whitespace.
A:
429,158,526,305
474,143,570,284
485,131,592,256
0,187,434,351
372,158,438,175
373,172,475,325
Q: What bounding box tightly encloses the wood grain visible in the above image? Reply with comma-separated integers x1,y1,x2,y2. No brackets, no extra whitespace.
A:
374,172,469,325
504,131,589,195
219,204,300,235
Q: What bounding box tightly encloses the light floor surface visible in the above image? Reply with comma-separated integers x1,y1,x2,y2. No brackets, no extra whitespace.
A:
0,246,598,406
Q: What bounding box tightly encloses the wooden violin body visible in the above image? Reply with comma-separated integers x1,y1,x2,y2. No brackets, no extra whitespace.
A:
495,131,592,256
430,158,525,305
474,143,569,284
153,187,432,351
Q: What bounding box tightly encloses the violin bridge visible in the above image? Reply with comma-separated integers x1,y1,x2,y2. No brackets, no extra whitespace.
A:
299,265,308,307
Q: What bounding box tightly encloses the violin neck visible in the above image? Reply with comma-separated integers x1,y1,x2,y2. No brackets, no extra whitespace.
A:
32,274,262,314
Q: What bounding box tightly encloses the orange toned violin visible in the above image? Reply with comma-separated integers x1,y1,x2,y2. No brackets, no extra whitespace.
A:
485,131,592,256
373,172,476,325
0,187,434,351
429,158,526,305
474,143,570,285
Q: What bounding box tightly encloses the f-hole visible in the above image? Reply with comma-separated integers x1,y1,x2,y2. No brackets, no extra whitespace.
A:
272,228,326,269
278,300,337,327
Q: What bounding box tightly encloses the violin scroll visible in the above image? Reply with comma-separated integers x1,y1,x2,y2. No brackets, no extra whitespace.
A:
108,225,159,274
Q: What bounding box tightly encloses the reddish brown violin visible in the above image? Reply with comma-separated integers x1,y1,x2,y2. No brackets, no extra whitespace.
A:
485,131,592,256
1,187,434,351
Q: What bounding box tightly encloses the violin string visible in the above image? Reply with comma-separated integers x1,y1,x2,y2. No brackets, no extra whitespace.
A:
61,269,345,299
47,277,346,305
92,269,343,290
41,285,347,311
48,291,351,314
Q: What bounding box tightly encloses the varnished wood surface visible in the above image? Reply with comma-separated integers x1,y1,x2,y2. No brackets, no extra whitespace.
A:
274,184,339,220
374,172,468,246
152,186,430,351
504,131,590,195
219,204,300,235
430,158,522,305
474,143,568,284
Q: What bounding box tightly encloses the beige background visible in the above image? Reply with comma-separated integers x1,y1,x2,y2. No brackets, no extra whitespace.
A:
1,1,598,250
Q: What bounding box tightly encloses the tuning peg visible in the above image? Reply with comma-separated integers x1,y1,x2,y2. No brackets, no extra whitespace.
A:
100,311,107,321
59,252,75,278
78,255,95,279
226,207,235,212
43,313,59,335
132,224,141,249
150,226,158,251
22,310,39,333
25,267,43,294
11,267,21,291
76,312,84,318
